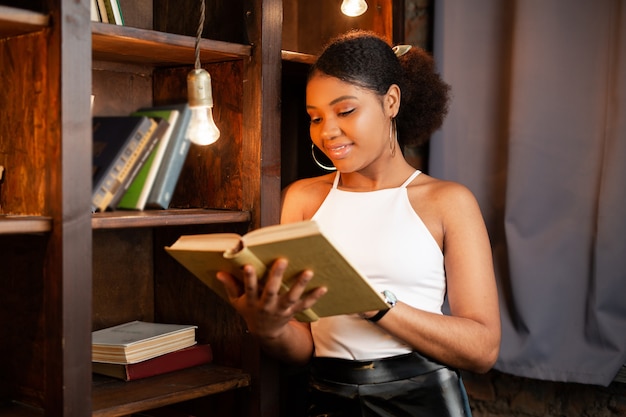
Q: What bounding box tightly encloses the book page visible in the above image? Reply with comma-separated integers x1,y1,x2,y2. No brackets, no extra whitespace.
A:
224,245,268,278
168,233,242,252
243,220,320,246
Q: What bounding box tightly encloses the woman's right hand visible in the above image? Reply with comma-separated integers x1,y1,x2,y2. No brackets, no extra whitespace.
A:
216,258,327,340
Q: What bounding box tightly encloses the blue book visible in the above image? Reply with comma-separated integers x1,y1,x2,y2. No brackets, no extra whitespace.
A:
144,103,192,209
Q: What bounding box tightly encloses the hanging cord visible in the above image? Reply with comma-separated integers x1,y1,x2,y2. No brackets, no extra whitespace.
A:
194,0,205,70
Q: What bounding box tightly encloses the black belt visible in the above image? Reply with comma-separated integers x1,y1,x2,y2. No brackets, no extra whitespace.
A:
310,352,446,385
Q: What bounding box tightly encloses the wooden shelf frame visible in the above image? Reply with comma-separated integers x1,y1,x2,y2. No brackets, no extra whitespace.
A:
0,5,49,38
92,209,250,230
92,364,251,417
281,50,316,65
92,22,251,66
0,216,52,235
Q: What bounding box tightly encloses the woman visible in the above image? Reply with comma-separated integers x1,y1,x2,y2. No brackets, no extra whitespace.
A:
217,30,501,417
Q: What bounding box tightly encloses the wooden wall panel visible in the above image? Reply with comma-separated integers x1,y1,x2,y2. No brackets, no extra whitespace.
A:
0,32,51,215
282,0,393,55
92,229,155,329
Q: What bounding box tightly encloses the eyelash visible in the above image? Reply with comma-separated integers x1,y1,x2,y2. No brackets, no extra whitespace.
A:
309,109,355,125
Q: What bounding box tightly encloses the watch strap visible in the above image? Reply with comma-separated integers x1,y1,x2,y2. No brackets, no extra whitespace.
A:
366,308,389,322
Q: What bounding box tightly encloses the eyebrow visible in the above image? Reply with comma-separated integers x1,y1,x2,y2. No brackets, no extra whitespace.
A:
306,95,358,109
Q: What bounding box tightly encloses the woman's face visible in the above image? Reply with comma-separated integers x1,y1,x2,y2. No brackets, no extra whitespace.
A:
306,73,397,173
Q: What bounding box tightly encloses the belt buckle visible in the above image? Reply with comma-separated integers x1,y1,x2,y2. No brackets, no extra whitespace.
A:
354,361,375,370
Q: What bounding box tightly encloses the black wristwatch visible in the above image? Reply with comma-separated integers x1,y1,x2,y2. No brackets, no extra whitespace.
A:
367,290,397,322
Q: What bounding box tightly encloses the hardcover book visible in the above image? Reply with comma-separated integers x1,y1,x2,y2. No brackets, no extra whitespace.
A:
108,117,170,210
96,0,109,23
117,109,180,210
165,220,388,322
92,321,197,364
144,103,192,209
92,116,159,213
90,0,100,21
92,343,212,381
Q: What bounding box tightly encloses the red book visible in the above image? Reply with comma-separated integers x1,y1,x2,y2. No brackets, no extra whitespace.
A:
92,344,212,381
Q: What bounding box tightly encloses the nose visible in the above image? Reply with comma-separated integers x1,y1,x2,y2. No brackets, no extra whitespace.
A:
320,117,341,140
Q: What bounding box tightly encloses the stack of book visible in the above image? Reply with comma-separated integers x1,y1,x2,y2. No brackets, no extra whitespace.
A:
91,103,192,213
92,320,213,381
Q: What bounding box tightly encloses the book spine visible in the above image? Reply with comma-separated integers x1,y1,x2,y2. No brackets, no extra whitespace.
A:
111,0,124,25
93,344,213,381
116,147,158,210
117,111,178,210
109,119,169,210
145,108,192,209
125,344,213,380
103,0,116,24
96,0,108,23
91,0,101,22
91,118,156,213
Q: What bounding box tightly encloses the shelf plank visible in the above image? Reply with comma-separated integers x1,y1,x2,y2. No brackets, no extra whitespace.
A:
92,209,250,229
0,402,43,417
281,50,316,65
92,22,252,66
0,215,52,235
92,364,251,417
0,5,49,38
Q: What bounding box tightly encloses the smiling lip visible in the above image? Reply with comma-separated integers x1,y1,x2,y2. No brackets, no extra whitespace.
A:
326,143,352,159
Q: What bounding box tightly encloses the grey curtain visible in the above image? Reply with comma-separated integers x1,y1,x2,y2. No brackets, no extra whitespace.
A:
429,0,626,386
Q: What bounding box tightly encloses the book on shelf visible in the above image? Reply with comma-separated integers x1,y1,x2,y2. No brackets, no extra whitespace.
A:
92,320,198,365
96,0,123,25
90,0,100,22
117,109,180,210
165,220,388,322
110,0,124,25
144,103,192,210
92,343,213,381
96,0,109,23
91,116,169,212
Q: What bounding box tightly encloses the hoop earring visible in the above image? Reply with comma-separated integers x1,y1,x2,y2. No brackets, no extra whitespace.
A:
311,143,337,171
389,118,397,157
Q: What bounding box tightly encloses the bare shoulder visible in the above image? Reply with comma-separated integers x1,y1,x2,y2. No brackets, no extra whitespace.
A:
281,174,336,222
410,173,479,210
407,174,484,245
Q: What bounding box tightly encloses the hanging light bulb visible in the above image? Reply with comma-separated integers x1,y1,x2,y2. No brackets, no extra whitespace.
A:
186,0,219,146
341,0,368,17
187,68,220,146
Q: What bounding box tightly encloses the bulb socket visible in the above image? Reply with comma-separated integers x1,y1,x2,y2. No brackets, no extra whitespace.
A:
187,68,214,107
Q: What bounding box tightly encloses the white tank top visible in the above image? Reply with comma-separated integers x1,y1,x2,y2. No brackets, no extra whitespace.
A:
311,170,445,360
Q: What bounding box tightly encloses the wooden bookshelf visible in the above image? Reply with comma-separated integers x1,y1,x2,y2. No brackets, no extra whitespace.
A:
0,0,282,415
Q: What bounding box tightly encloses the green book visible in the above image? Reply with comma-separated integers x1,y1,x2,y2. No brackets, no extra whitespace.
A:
117,110,179,210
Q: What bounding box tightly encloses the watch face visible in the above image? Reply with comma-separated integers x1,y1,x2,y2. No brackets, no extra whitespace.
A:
382,290,397,307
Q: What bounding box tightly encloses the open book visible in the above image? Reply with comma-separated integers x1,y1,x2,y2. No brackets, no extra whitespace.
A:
165,220,388,322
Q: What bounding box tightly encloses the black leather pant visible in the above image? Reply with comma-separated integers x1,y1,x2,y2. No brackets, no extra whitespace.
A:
307,352,472,417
